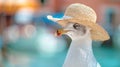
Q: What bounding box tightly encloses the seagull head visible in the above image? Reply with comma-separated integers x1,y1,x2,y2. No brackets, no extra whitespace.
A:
56,22,91,40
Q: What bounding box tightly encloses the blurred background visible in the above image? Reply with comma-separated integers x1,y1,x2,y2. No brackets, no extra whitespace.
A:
0,0,120,67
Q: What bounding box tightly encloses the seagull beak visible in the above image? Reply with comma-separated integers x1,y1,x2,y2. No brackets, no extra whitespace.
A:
55,29,69,36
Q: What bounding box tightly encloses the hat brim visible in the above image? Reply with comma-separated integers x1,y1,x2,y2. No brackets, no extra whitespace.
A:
57,19,110,41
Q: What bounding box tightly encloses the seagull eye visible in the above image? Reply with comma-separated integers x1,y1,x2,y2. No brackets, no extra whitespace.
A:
73,23,87,34
73,23,81,30
73,23,86,30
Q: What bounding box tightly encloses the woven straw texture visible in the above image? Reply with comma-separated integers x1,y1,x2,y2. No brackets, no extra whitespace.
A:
57,3,110,41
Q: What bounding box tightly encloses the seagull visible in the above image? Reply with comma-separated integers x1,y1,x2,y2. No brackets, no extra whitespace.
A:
56,22,101,67
47,3,109,67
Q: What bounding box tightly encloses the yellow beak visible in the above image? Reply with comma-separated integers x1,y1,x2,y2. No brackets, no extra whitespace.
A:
55,29,69,36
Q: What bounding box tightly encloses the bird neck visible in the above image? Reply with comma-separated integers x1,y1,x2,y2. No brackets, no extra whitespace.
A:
63,33,97,67
72,33,92,51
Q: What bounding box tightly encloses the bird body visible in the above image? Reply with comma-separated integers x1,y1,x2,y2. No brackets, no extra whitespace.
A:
63,28,99,67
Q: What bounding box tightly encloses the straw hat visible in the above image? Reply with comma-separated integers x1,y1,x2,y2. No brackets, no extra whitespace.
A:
47,3,110,41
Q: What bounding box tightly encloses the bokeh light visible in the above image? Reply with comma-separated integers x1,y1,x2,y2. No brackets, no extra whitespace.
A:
37,27,67,57
15,8,34,24
38,34,57,54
